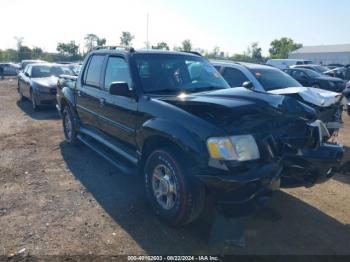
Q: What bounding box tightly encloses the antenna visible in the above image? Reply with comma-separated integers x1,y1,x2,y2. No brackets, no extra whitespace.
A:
146,13,149,49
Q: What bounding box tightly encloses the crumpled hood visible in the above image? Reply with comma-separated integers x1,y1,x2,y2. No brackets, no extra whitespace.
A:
32,76,58,88
268,86,341,107
157,87,316,132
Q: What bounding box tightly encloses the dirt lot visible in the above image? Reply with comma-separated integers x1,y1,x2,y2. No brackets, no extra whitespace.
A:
1,78,350,256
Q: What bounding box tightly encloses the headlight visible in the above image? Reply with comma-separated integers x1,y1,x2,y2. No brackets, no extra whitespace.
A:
207,135,260,161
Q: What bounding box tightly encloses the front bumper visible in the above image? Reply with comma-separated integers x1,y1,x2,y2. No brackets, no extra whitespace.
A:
196,160,283,204
281,143,344,188
34,91,56,105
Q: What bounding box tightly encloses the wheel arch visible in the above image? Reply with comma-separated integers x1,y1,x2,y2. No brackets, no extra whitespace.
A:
138,119,208,174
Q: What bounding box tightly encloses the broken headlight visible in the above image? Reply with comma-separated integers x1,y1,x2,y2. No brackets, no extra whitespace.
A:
207,135,260,161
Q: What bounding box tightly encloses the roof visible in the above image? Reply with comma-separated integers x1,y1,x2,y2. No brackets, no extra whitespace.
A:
290,44,350,54
30,63,67,67
211,59,274,70
92,48,201,57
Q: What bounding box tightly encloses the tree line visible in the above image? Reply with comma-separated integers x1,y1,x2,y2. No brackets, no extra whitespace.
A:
0,32,302,63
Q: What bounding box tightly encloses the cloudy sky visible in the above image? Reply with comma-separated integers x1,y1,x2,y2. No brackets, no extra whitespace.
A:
1,0,349,55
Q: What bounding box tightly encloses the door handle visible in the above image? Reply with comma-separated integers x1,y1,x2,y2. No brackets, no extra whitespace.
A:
99,98,106,106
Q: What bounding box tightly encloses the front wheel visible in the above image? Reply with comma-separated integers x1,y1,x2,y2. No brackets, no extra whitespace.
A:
18,87,24,102
30,90,39,111
62,106,79,145
144,149,205,226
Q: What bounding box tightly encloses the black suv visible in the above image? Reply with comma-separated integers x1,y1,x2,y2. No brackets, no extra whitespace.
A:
56,47,343,226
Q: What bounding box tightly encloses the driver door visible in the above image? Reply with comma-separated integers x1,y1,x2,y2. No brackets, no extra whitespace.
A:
95,55,137,149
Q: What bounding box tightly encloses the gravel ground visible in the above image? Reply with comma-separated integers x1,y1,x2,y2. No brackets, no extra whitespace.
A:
0,78,350,256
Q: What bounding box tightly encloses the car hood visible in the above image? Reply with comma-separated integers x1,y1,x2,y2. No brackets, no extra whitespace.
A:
157,87,316,132
32,76,58,88
268,86,341,107
316,76,343,82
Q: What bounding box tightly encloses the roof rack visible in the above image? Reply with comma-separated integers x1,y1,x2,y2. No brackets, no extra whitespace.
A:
182,51,202,57
93,45,135,52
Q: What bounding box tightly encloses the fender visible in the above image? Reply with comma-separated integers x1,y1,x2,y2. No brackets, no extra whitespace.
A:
137,118,208,168
61,86,76,109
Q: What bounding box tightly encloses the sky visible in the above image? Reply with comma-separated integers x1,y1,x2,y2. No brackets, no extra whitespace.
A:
1,0,349,55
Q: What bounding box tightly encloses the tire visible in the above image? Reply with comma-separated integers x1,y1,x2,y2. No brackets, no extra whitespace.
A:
18,87,24,102
62,106,79,145
144,148,205,226
30,90,39,111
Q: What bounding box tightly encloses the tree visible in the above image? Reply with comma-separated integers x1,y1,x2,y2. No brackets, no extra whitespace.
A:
248,42,262,62
18,46,32,61
84,34,106,52
32,47,43,59
97,37,106,46
152,42,170,50
14,36,24,51
181,39,192,52
84,34,98,52
57,41,79,58
269,37,302,59
120,31,135,47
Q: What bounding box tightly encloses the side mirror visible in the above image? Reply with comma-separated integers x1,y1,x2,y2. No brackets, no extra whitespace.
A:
109,82,132,97
242,81,254,89
24,72,29,77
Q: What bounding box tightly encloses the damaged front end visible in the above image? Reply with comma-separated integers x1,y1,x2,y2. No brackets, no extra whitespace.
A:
257,96,344,188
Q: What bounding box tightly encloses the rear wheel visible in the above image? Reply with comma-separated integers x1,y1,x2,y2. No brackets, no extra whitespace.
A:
144,148,205,226
62,106,79,145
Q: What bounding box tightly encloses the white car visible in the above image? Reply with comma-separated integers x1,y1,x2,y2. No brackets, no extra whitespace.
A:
212,60,343,132
266,59,313,70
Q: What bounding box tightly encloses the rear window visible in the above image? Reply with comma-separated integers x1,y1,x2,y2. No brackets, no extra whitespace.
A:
85,55,105,88
249,68,302,91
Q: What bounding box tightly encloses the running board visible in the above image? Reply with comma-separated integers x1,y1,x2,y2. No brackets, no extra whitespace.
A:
77,134,137,176
79,127,138,165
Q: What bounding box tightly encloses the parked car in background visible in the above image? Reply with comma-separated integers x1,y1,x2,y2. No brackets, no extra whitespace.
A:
19,60,46,72
266,59,312,70
0,63,20,76
327,64,344,69
68,63,82,76
290,64,331,75
344,81,350,116
323,67,346,79
284,68,346,93
212,61,344,133
18,63,74,110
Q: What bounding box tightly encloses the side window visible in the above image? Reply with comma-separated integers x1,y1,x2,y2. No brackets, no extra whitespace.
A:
293,70,306,79
25,66,31,76
104,57,131,91
84,55,105,88
222,68,249,87
214,66,221,72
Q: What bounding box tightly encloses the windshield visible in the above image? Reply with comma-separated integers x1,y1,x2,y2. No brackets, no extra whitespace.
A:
31,65,74,78
313,65,330,73
134,54,229,94
249,68,302,91
304,69,322,78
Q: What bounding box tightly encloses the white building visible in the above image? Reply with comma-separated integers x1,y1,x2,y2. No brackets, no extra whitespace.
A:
289,44,350,65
